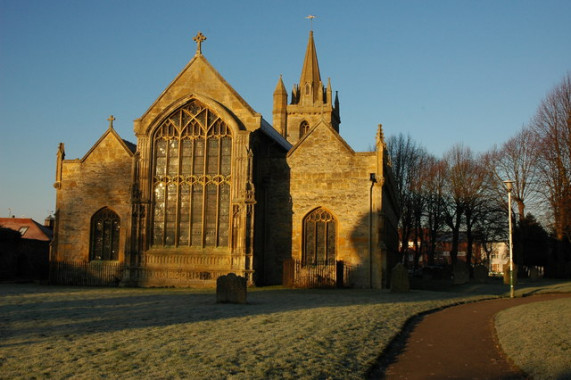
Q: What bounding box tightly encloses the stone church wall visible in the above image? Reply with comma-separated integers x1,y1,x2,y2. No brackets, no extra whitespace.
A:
54,132,133,264
251,130,292,285
288,124,378,288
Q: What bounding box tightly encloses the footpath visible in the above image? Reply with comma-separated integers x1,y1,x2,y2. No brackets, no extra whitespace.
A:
368,293,571,380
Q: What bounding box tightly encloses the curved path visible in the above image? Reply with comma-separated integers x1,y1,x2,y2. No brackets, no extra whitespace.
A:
368,293,571,380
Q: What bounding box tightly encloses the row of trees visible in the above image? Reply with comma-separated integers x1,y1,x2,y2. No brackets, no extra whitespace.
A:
387,73,571,277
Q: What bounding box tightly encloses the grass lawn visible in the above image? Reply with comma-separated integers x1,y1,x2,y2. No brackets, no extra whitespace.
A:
495,297,571,380
1,280,569,379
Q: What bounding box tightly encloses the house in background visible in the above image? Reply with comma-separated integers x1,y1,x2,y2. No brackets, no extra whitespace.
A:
0,216,52,281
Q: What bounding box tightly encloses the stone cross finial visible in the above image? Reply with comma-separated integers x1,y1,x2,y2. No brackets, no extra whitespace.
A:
107,115,116,128
193,32,207,55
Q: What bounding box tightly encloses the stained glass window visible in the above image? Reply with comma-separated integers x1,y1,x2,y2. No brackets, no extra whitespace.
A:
152,100,232,248
90,208,120,261
302,208,336,266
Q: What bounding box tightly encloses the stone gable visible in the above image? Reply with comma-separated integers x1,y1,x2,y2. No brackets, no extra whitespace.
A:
135,56,262,136
54,129,133,263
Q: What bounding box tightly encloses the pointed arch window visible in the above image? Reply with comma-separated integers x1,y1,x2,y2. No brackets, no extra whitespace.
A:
90,208,120,261
303,208,337,266
152,99,232,248
299,121,310,139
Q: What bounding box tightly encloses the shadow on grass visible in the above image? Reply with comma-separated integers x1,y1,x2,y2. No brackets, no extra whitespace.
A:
1,279,569,347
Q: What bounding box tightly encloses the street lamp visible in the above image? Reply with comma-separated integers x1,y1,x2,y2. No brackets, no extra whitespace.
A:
503,180,515,298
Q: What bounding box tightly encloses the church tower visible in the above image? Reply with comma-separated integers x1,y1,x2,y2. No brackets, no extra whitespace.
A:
272,31,340,145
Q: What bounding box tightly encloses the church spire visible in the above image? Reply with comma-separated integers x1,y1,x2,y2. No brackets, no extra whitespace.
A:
277,28,340,145
299,30,322,100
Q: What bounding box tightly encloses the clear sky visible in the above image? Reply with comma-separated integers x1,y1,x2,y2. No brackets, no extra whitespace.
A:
1,0,570,222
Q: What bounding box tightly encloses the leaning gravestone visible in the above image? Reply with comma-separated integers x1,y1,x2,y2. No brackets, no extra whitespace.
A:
473,264,488,283
390,263,409,293
216,273,247,304
452,262,469,284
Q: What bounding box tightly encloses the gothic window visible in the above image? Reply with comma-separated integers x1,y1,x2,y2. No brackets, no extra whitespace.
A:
90,208,120,261
302,208,336,266
152,100,232,248
299,121,310,139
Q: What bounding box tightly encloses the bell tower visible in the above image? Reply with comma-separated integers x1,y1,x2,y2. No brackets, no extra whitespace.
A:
272,30,340,145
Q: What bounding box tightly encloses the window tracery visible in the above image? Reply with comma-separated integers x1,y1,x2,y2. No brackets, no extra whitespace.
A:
90,208,120,261
302,208,336,266
152,100,232,248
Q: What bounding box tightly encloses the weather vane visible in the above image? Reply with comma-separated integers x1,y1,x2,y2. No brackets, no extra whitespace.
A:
306,15,316,31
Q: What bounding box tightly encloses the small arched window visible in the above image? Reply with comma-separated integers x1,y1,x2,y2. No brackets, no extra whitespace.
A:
299,121,310,139
90,208,120,261
303,208,337,266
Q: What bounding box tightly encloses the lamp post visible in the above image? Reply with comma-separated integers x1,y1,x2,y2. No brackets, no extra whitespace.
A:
503,180,515,298
369,173,378,289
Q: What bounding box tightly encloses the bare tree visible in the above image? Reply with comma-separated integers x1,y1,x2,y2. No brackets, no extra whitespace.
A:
484,127,542,222
462,153,490,271
409,150,431,269
422,156,446,265
531,73,571,242
530,73,571,277
442,144,470,265
387,133,427,265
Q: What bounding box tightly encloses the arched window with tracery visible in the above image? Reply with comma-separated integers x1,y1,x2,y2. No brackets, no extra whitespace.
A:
90,208,120,261
299,120,310,139
302,208,337,266
152,99,232,248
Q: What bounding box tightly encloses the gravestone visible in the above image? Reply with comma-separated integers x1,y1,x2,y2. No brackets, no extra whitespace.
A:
216,273,247,304
452,262,469,285
473,264,488,283
529,267,539,281
502,263,518,285
390,263,409,293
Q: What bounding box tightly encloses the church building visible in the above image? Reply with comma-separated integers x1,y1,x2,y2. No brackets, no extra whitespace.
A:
51,31,400,288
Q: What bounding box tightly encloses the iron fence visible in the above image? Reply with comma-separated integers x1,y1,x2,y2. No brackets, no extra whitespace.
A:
283,259,351,288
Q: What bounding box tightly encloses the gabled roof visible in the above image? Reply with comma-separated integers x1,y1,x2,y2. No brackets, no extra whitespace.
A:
260,118,292,151
287,119,354,158
0,218,52,241
135,48,260,134
81,126,135,162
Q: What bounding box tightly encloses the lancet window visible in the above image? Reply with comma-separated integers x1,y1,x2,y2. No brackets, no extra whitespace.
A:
90,208,120,261
299,120,310,139
152,100,232,248
302,208,336,266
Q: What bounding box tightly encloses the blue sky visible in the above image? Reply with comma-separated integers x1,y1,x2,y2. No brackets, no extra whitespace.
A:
1,0,570,221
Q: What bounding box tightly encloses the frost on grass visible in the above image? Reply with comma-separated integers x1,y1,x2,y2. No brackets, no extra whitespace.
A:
496,298,571,379
0,285,490,379
495,298,571,380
